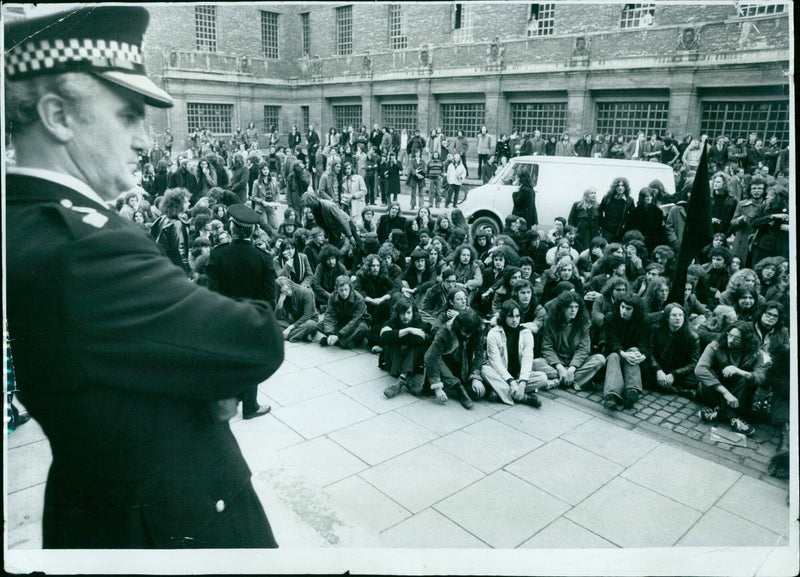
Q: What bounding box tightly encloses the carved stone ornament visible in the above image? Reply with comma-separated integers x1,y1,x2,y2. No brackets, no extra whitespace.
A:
418,44,433,73
572,36,590,57
676,27,699,51
486,36,505,68
309,54,322,77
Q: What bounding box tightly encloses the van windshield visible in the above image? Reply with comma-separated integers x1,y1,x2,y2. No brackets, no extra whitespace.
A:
489,161,538,187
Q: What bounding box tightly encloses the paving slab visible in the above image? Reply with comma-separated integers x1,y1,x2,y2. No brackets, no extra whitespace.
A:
7,441,52,494
565,477,702,548
6,415,47,449
328,412,437,466
676,506,785,547
379,508,489,549
506,438,623,506
434,470,570,549
272,390,376,439
432,424,543,475
231,412,305,460
317,353,388,385
283,342,359,369
395,396,500,436
560,416,660,467
260,366,347,406
520,517,618,549
339,375,420,413
621,443,742,512
5,482,45,535
360,444,484,514
492,397,592,442
269,436,368,488
715,474,792,535
325,475,412,533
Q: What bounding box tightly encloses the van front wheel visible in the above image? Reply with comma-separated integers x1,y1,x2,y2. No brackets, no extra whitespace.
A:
470,215,501,238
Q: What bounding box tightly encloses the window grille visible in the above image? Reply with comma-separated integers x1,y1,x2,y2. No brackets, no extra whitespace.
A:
620,3,655,28
382,104,418,133
527,3,555,37
595,102,669,140
263,106,280,133
187,103,233,134
300,13,311,57
510,103,567,137
333,105,362,132
336,6,353,56
441,103,486,137
261,11,279,59
737,2,786,17
195,5,217,52
452,3,474,43
389,4,408,50
302,106,310,132
700,101,788,146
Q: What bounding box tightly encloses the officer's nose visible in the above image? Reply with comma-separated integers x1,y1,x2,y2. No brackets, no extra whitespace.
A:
133,123,151,154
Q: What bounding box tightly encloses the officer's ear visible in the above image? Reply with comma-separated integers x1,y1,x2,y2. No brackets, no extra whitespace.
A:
36,93,76,143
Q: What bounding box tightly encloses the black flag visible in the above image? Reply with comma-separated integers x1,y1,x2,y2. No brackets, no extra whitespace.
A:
669,144,713,304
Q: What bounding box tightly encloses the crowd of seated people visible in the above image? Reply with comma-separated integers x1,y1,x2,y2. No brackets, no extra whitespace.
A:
119,126,791,477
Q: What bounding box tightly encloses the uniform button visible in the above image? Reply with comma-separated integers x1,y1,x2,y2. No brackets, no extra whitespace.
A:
215,499,225,513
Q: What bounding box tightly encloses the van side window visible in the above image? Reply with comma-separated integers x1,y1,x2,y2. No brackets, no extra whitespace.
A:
503,162,539,187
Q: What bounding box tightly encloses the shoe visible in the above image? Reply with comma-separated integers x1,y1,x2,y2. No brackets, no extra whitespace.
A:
371,345,382,354
319,338,329,347
243,405,271,420
697,407,718,422
384,377,405,399
522,393,542,408
623,389,639,409
729,417,755,436
541,379,559,391
457,384,474,410
603,394,619,410
486,390,499,402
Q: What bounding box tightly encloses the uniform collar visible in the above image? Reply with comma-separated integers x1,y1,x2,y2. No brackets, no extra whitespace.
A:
7,167,109,209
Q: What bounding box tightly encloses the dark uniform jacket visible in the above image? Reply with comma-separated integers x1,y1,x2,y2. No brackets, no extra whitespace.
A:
6,172,284,548
206,238,277,306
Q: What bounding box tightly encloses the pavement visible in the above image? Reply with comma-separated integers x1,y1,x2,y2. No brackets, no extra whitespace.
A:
6,337,794,561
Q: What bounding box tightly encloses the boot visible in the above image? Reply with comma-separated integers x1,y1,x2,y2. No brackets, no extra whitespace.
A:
775,422,790,455
522,392,541,408
457,384,474,410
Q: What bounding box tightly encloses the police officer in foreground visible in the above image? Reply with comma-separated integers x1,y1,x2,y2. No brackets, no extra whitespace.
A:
206,204,277,419
5,6,283,548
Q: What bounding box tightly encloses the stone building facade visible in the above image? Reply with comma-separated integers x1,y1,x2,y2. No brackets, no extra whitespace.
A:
140,2,791,152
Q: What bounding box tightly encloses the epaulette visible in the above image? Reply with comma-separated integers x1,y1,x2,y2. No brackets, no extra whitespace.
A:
59,199,108,228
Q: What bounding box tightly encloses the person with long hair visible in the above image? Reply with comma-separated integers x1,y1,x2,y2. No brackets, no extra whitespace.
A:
424,309,486,410
380,297,432,399
729,176,766,263
599,176,635,242
353,254,398,352
643,303,700,397
749,184,790,263
274,276,319,343
602,293,650,411
311,244,349,310
568,188,600,253
377,202,406,244
319,275,370,349
531,291,606,391
482,300,547,407
490,266,523,317
540,256,583,304
251,162,280,232
450,244,483,299
695,321,767,436
150,188,192,276
642,276,670,326
627,186,666,252
401,247,437,306
274,238,314,288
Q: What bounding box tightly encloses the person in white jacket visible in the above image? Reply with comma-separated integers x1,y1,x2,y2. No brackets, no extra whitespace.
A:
342,161,367,218
445,153,467,209
481,300,548,406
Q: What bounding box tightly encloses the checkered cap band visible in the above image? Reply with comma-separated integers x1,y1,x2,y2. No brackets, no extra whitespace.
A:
5,37,144,79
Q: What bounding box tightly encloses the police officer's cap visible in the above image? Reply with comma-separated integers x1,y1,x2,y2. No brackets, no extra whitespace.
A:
4,5,173,108
228,204,261,228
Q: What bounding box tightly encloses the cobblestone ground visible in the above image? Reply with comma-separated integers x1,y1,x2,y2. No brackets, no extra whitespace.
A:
547,384,784,486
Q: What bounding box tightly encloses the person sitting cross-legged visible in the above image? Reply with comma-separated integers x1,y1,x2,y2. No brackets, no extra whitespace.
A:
602,293,650,411
694,320,766,436
380,297,432,399
424,309,486,410
320,275,371,349
642,303,700,399
275,277,319,343
531,291,606,391
481,300,548,408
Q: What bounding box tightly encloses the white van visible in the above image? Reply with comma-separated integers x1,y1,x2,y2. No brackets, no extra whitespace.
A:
460,156,676,235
